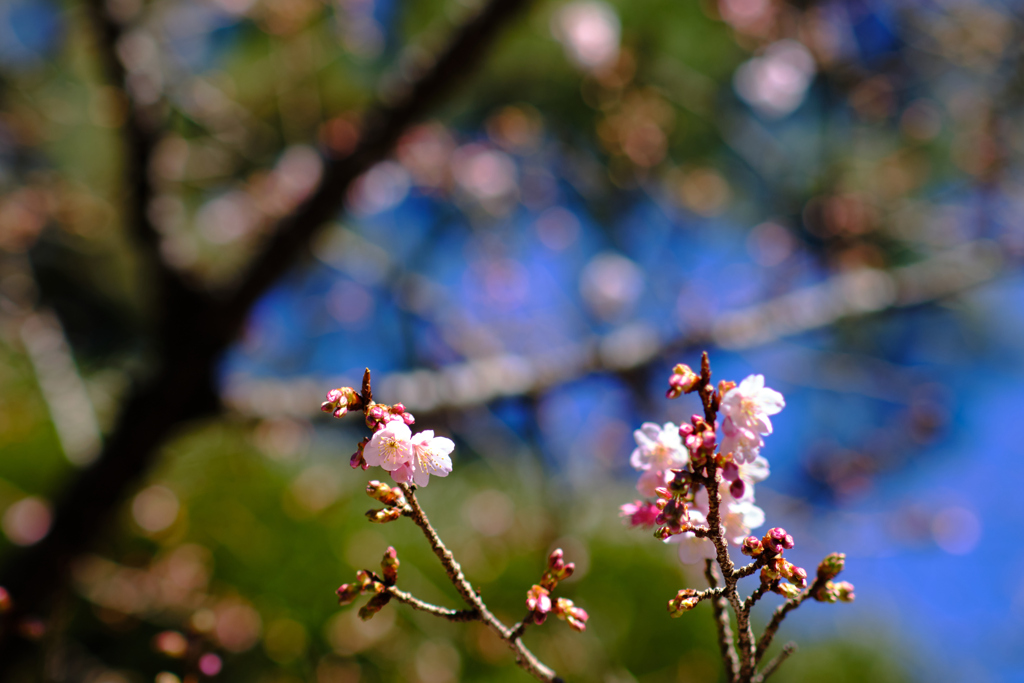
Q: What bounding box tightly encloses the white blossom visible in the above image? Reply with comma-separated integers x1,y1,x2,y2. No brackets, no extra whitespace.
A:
719,375,785,464
630,422,689,471
363,421,413,471
407,430,454,487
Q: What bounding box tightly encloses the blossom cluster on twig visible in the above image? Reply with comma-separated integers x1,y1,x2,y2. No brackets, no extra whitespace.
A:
621,353,854,683
323,369,585,683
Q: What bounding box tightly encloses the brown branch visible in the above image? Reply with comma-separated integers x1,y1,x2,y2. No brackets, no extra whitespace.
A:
704,560,739,682
214,0,533,340
385,586,481,622
752,642,796,683
0,0,533,669
755,573,827,663
399,485,560,682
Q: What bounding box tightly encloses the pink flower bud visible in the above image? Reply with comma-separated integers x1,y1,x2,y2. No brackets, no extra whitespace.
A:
741,536,763,557
321,401,334,413
679,424,694,437
835,581,855,602
333,406,348,419
789,566,808,588
392,403,405,414
326,389,344,403
402,412,416,425
554,597,588,631
526,585,552,614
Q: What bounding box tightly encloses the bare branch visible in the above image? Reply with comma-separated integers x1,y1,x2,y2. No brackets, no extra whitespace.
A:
704,560,739,682
384,586,481,622
400,485,560,683
753,642,796,683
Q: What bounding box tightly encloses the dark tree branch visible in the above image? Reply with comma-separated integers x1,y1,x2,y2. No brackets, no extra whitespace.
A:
0,0,532,668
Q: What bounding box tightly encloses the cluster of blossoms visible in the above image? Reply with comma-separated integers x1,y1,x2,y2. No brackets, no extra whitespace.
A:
524,549,589,632
322,385,453,487
327,370,587,683
621,367,782,565
621,356,855,683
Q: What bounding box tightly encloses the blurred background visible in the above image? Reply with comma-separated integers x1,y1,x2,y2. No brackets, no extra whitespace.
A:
0,0,1022,680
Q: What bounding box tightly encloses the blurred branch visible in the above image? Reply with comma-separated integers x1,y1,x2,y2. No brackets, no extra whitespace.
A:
82,0,200,334
0,0,533,665
227,240,1007,418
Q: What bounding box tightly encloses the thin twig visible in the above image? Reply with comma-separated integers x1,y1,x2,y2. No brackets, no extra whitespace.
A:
385,586,481,622
704,560,739,682
752,642,796,683
400,485,560,683
743,582,769,612
755,574,826,662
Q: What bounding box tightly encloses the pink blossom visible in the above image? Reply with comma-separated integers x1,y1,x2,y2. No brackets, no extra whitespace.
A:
719,375,784,464
408,430,454,487
619,500,661,528
636,468,674,498
630,422,689,471
363,421,413,471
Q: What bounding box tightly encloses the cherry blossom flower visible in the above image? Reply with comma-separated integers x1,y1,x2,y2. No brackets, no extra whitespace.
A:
719,375,784,464
636,468,674,498
721,499,765,544
363,421,413,471
630,422,689,471
619,500,661,528
407,430,454,487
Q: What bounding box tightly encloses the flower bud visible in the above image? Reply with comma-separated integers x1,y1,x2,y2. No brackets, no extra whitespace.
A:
717,380,736,396
668,589,700,617
720,461,739,481
402,412,416,425
760,565,780,584
789,566,808,588
816,552,846,582
775,558,795,580
835,581,855,602
380,547,400,586
358,592,392,621
336,582,362,606
775,582,801,600
669,469,690,493
764,527,789,554
365,507,403,523
554,597,589,632
667,364,700,398
741,536,763,557
729,479,746,500
526,585,551,615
